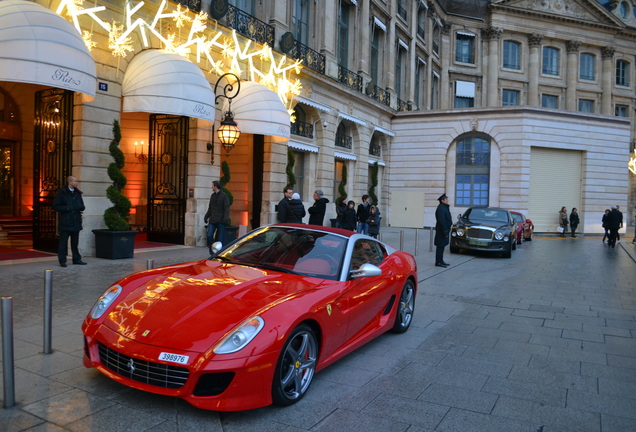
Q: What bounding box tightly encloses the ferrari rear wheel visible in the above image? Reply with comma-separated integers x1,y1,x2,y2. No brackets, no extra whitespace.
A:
272,324,318,406
391,280,415,334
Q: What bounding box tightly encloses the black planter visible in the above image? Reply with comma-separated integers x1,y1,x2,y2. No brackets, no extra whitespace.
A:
225,226,239,241
92,229,138,259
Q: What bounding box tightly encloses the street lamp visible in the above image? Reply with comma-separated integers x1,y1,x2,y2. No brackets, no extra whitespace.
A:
213,72,241,156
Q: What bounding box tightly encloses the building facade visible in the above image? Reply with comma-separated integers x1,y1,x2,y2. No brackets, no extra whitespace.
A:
0,0,633,256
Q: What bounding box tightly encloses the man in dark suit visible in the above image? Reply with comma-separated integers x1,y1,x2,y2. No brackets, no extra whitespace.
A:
434,193,452,267
52,176,87,267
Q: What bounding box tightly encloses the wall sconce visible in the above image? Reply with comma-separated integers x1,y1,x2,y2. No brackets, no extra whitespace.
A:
214,72,241,156
134,140,148,163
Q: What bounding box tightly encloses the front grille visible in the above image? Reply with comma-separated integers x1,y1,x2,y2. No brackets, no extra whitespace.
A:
467,228,493,240
193,372,235,396
98,343,189,389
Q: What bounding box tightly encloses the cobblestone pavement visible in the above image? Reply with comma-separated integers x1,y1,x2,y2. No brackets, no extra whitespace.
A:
1,230,635,431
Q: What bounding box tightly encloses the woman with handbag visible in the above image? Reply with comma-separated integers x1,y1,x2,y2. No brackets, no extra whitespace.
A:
558,206,568,238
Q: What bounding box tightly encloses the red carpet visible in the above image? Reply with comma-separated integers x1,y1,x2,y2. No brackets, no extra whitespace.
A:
0,246,56,261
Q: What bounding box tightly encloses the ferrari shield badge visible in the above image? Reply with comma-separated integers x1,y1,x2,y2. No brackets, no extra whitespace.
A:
326,304,332,316
142,330,150,337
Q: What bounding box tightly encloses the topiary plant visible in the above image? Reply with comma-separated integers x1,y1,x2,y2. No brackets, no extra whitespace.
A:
368,161,379,206
220,160,233,206
285,147,296,191
104,120,132,231
338,163,347,201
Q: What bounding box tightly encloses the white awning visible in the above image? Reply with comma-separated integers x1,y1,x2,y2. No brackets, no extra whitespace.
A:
374,126,396,137
294,96,331,113
398,38,409,51
0,0,96,101
334,150,357,161
338,112,367,127
374,17,387,32
222,81,290,139
122,49,215,121
457,31,476,37
368,159,386,167
455,81,475,98
288,140,319,153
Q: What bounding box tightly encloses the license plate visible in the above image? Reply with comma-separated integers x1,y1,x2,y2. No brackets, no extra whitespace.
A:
158,352,189,364
469,239,488,246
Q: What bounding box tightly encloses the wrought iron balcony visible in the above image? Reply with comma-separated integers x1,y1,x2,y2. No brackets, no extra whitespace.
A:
335,133,353,149
176,0,201,13
290,40,325,74
338,66,363,93
367,83,391,107
227,5,274,47
290,120,314,139
369,143,381,157
397,98,413,112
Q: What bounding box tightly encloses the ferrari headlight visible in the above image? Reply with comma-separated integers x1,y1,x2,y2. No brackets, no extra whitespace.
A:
494,231,504,240
214,317,264,354
90,285,122,319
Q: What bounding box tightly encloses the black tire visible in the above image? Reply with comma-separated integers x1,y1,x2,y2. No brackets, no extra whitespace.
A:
502,243,512,258
272,324,318,406
512,238,517,250
391,280,415,333
450,245,459,254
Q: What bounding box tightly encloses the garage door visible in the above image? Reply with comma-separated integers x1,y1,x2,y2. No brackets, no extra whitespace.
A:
529,148,582,232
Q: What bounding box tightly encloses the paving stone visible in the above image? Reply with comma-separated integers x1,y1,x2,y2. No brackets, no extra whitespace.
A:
418,382,498,413
482,376,567,406
435,408,538,432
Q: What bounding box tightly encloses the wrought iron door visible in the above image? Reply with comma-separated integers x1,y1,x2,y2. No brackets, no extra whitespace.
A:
33,89,73,252
147,115,189,244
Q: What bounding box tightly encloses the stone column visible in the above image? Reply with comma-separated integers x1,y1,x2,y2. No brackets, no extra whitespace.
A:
601,46,615,115
357,0,370,80
408,3,418,106
482,27,502,107
565,41,580,111
527,33,543,106
440,22,451,109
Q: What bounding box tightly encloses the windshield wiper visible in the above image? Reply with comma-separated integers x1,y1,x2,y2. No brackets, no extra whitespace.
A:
239,260,296,274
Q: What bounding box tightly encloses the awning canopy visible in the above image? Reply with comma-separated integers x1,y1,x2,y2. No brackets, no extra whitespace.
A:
222,81,290,139
0,0,97,101
122,49,215,122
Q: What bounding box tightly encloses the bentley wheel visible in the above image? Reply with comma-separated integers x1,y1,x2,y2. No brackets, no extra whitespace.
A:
272,324,318,406
391,280,415,334
502,243,512,258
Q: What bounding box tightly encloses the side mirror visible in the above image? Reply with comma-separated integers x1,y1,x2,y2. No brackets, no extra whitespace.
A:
210,241,223,255
457,213,462,221
350,263,382,279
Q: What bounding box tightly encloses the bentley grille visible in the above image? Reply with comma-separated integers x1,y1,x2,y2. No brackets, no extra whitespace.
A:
98,343,189,389
467,228,493,240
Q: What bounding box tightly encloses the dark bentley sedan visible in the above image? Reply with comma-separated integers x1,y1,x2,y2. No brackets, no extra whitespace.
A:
449,207,517,258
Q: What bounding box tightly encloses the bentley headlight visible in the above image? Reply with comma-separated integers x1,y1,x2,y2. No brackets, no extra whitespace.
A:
494,231,504,240
456,229,465,237
90,285,122,319
214,317,265,354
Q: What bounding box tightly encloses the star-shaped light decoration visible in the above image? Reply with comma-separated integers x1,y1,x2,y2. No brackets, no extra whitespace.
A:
628,149,636,175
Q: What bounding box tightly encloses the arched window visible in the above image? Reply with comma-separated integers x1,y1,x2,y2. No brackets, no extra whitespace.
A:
369,135,381,156
455,135,491,206
335,122,352,149
290,105,313,138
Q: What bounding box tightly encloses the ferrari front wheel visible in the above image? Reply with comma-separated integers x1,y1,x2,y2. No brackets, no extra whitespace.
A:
272,324,318,406
391,280,415,333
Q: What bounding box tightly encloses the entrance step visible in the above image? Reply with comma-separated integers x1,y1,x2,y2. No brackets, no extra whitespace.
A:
0,217,33,237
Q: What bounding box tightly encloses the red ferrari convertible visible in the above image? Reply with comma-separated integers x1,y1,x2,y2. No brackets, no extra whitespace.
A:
82,224,418,411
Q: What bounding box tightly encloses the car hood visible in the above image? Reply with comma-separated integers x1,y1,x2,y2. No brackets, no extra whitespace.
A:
456,218,509,230
102,260,326,352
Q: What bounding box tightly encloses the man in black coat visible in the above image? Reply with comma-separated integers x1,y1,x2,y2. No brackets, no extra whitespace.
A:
277,187,293,222
52,176,86,267
606,205,623,248
434,193,452,267
308,189,330,226
204,180,230,253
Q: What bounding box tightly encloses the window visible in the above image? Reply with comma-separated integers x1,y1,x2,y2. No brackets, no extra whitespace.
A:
615,104,629,117
292,0,310,45
415,59,426,109
350,239,385,270
417,6,426,39
431,71,440,109
334,160,345,201
616,59,630,87
541,94,559,109
397,0,407,20
292,150,305,198
396,42,407,100
337,1,350,69
290,105,313,138
619,1,629,18
370,21,385,85
369,135,381,156
579,53,596,81
456,33,475,64
455,135,490,206
503,40,521,70
502,89,520,106
433,23,440,54
230,0,254,14
542,47,560,76
454,81,475,108
578,99,594,113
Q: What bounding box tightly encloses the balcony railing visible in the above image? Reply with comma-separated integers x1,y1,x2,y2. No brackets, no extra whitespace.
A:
290,120,314,139
291,40,325,74
397,98,413,112
335,134,353,149
369,143,381,157
227,5,274,47
338,65,363,93
367,83,391,107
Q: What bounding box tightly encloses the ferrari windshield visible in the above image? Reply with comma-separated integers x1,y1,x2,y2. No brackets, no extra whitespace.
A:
215,227,347,280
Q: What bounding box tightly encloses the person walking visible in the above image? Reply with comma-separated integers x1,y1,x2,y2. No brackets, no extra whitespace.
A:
288,193,306,223
341,200,357,231
334,196,347,228
53,176,87,267
602,209,610,243
606,205,623,248
569,208,580,238
367,205,381,238
616,205,623,242
434,193,452,267
558,206,568,238
308,190,329,226
277,187,293,222
204,180,230,253
356,195,371,235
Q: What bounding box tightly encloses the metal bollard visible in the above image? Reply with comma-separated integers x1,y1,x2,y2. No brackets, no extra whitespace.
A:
147,259,154,270
43,269,53,354
429,227,434,252
2,296,15,408
399,230,404,251
415,228,420,256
